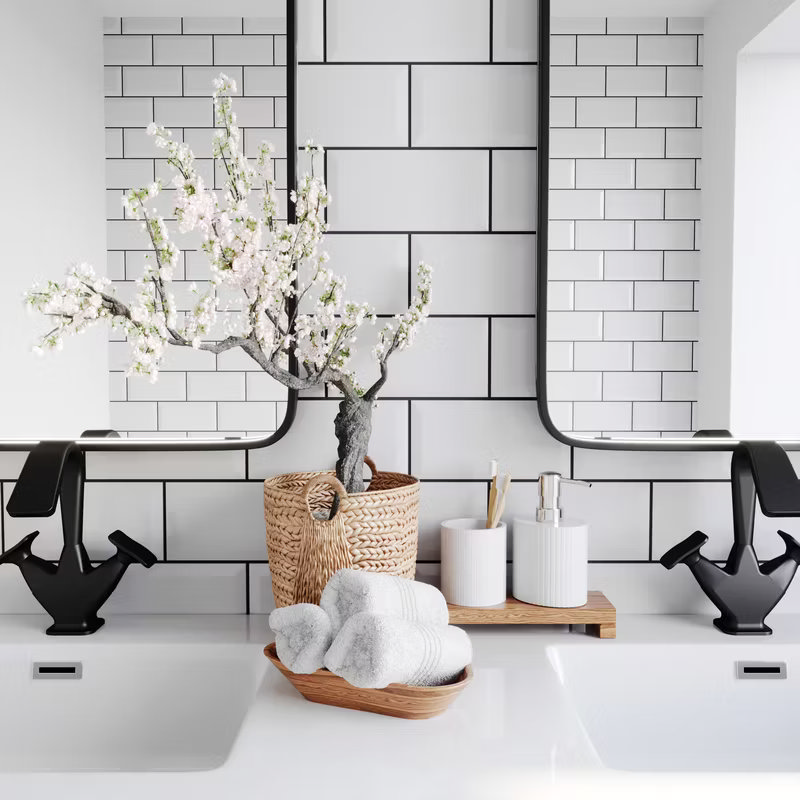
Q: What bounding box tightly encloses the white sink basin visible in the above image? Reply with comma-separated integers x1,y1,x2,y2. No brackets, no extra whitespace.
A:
549,643,798,772
0,641,266,772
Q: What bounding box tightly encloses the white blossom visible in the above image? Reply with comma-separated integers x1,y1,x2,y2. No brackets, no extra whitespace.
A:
373,263,432,361
24,74,433,400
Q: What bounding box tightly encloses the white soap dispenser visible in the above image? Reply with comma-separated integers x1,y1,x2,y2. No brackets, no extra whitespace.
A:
513,472,591,608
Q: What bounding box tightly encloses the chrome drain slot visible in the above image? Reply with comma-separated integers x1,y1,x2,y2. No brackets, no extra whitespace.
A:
33,662,82,680
736,661,786,680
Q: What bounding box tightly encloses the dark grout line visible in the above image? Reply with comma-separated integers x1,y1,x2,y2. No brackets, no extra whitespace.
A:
489,0,494,62
82,557,675,567
162,482,168,560
323,0,327,62
407,233,413,305
488,149,493,230
305,146,538,151
407,65,412,146
407,402,412,476
648,482,654,560
304,395,538,401
487,318,493,397
0,476,739,486
296,60,538,66
320,230,537,235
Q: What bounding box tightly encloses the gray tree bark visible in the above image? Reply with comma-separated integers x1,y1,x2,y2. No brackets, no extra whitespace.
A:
334,395,374,494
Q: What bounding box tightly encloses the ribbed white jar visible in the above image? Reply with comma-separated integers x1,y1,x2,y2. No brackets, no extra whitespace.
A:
440,518,507,607
512,517,587,608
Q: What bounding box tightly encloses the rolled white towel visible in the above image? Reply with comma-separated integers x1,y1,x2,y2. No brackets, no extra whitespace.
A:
319,568,449,634
323,612,472,689
268,603,333,674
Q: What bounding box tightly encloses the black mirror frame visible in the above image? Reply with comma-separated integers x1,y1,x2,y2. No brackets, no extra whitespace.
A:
0,0,298,454
535,0,763,453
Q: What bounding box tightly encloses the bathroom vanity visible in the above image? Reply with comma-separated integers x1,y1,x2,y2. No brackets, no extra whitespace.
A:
1,614,800,798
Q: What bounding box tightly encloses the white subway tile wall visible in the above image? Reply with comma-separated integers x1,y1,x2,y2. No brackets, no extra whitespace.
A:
547,17,701,437
103,17,289,437
1,4,765,618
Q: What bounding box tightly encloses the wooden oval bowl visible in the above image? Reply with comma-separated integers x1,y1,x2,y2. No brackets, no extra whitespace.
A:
264,642,472,720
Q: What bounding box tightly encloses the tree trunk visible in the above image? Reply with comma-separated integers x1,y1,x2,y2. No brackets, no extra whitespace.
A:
334,395,374,494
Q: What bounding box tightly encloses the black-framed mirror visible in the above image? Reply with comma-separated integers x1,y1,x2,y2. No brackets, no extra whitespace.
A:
0,0,297,452
537,0,800,452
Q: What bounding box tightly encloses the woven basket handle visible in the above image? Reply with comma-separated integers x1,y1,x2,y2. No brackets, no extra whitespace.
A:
302,457,378,519
303,474,347,518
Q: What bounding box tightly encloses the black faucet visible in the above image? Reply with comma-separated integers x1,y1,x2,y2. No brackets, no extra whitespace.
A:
0,440,158,635
661,442,800,635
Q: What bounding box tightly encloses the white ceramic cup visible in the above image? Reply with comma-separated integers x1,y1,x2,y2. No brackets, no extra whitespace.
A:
440,518,507,607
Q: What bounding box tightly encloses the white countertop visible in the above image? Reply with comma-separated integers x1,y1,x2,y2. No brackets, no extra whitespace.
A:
1,613,799,799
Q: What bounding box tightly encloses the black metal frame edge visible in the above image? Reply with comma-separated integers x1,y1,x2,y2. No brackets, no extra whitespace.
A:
0,0,299,455
534,0,795,454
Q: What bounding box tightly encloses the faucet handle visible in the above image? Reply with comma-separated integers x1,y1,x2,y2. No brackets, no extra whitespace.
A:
660,530,708,570
0,531,41,567
777,530,800,561
108,531,158,568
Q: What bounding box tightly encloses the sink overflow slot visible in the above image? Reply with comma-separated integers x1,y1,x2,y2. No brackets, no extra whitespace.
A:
32,662,83,680
736,661,786,680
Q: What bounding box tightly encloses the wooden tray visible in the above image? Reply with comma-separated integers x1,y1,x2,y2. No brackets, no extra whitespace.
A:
264,642,473,719
447,591,616,638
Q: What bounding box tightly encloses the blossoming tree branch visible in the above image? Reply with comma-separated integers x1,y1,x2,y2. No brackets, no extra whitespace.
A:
25,75,432,493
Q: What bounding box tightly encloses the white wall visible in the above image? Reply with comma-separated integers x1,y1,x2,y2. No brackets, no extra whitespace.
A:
0,1,109,438
697,0,795,431
553,0,716,14
729,55,800,437
4,0,800,618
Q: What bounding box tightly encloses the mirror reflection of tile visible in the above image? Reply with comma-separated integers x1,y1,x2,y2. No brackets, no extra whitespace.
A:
104,17,289,438
547,17,702,439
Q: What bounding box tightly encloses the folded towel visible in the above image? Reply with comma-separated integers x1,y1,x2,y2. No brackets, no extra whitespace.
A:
319,568,450,635
323,612,472,688
268,603,333,674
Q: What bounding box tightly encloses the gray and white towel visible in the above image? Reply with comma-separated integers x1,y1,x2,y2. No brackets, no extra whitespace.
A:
323,611,472,689
269,603,333,674
319,568,450,635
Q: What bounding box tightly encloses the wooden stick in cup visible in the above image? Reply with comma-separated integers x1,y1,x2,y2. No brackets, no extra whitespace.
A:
490,473,511,529
486,458,498,529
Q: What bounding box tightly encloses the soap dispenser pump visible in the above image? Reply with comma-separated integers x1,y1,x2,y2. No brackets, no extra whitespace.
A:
513,472,591,608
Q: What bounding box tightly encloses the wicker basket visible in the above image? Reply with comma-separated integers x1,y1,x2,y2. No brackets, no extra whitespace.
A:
263,457,419,607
